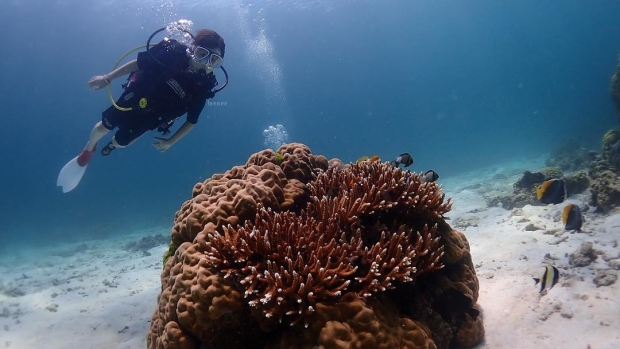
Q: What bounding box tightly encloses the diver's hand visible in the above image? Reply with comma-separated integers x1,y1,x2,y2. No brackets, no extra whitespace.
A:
153,137,173,152
87,75,110,90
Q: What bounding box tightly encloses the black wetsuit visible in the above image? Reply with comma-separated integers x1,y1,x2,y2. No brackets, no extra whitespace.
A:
101,39,218,146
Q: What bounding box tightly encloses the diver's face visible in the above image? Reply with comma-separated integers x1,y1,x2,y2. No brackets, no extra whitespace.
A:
189,46,223,73
190,58,213,73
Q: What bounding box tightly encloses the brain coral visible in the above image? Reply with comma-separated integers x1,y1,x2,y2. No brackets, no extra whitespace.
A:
148,143,483,349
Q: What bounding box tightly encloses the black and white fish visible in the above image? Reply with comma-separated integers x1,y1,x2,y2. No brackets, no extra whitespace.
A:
390,152,413,168
533,266,559,293
422,169,439,182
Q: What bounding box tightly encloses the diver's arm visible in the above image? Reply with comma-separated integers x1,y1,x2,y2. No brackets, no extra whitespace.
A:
105,59,139,81
88,59,139,90
152,121,196,152
167,121,195,145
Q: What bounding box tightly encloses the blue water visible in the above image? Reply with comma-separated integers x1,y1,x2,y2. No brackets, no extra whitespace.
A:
0,0,618,247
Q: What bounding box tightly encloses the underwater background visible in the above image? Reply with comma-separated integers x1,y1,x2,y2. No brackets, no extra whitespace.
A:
0,0,618,248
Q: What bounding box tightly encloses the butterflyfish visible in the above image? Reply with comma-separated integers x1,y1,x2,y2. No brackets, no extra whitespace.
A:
536,179,568,204
562,203,583,231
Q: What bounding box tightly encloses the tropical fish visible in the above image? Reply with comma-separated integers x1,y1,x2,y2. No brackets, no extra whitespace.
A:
356,155,380,163
422,170,439,182
536,179,568,204
562,204,583,231
390,152,413,168
533,266,559,293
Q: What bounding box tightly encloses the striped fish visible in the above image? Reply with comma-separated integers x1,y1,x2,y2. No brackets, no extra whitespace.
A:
533,266,559,293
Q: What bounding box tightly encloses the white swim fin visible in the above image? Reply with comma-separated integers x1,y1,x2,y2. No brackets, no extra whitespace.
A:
57,156,88,193
57,146,96,193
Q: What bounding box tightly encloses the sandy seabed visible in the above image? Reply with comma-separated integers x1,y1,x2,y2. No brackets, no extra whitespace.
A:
1,157,619,349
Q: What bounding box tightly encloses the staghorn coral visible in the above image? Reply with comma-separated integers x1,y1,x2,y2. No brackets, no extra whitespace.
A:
148,143,482,349
206,208,361,327
204,163,447,327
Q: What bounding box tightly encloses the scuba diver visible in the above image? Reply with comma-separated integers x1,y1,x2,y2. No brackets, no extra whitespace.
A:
57,28,228,193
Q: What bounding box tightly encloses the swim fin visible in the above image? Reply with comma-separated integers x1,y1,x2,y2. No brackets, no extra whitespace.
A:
57,146,96,193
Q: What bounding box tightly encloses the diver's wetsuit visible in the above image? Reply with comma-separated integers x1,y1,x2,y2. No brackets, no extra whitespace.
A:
101,39,218,146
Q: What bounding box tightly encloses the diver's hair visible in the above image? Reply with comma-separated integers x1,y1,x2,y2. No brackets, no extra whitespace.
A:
194,29,225,57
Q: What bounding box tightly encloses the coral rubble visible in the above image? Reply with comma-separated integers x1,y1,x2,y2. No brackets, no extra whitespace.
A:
147,143,483,349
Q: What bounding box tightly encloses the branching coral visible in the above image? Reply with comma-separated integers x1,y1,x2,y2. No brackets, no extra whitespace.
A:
203,162,447,327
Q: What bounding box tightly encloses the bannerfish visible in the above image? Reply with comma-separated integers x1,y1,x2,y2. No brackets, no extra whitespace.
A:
536,178,568,204
422,169,439,182
562,204,583,231
533,266,559,293
390,152,413,168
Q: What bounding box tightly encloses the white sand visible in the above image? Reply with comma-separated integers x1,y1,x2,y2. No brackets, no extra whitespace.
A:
1,159,618,349
0,229,166,349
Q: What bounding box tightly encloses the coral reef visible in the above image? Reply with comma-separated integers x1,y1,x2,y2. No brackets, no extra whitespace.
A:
611,57,620,122
564,171,590,196
539,167,564,181
590,170,620,212
486,171,545,209
124,234,169,253
147,143,483,349
545,138,591,172
588,158,614,180
514,171,545,191
274,152,284,164
602,130,620,165
488,168,590,210
589,129,620,179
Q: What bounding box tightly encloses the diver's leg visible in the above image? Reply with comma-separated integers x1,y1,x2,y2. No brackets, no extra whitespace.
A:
102,126,147,155
77,121,110,165
111,132,144,148
85,121,110,151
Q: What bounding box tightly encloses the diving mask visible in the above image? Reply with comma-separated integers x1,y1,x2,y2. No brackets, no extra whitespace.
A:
190,46,224,68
